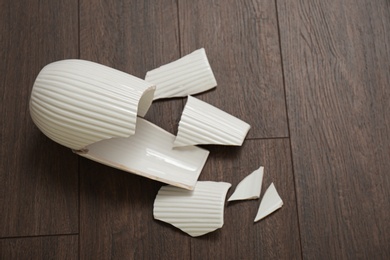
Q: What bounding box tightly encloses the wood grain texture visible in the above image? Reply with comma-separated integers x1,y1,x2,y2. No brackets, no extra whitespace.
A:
79,0,189,258
0,235,78,259
0,0,79,237
80,0,183,134
192,139,301,259
80,162,191,259
3,0,388,259
179,0,288,139
278,0,390,258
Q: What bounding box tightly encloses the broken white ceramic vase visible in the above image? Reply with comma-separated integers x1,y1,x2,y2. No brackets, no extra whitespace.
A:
83,118,209,190
153,181,231,237
174,96,251,147
145,48,217,100
254,183,283,222
228,166,264,201
30,59,155,150
29,60,209,189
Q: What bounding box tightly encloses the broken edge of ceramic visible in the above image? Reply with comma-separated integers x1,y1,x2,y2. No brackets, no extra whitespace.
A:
153,181,231,237
254,183,283,222
81,118,209,190
173,96,251,147
29,59,155,150
145,48,217,100
228,166,264,201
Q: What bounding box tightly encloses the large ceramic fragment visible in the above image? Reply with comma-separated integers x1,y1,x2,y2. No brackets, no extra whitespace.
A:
254,183,283,222
145,48,217,100
228,166,264,201
153,181,231,237
30,59,155,150
29,60,209,189
82,118,209,190
173,96,251,147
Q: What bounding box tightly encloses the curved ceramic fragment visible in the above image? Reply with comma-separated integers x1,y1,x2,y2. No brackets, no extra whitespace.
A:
153,181,231,237
254,183,283,222
145,48,217,100
173,96,251,147
82,118,209,190
228,166,264,201
29,59,155,150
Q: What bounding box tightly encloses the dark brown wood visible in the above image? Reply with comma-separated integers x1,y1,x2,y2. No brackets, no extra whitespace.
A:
2,0,389,258
0,235,78,259
192,139,301,259
80,162,191,259
79,0,189,258
277,0,390,258
179,0,289,139
80,0,183,134
0,0,79,237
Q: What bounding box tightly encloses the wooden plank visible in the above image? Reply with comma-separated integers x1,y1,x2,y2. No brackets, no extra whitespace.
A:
191,139,301,259
179,0,289,139
277,0,390,258
80,163,191,259
0,0,79,237
0,235,78,259
79,0,190,258
80,0,183,134
80,140,300,259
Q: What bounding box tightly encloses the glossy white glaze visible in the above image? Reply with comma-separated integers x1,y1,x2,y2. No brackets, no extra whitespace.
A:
82,118,210,190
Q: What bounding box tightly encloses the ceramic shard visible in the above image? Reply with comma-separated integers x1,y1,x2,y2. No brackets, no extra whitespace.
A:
145,48,217,100
254,183,283,222
30,59,155,150
228,166,264,201
153,181,231,237
173,96,251,147
81,118,209,190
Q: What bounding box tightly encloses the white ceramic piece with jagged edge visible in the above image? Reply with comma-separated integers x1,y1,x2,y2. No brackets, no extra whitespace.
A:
30,59,155,150
228,166,264,201
153,181,231,237
173,96,251,147
145,48,217,100
254,183,283,222
29,60,209,189
82,118,209,190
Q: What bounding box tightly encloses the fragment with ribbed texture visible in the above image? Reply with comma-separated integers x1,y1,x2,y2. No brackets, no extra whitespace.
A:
145,48,217,100
29,59,155,150
153,181,231,237
174,96,251,147
81,118,209,190
254,183,283,222
228,166,264,201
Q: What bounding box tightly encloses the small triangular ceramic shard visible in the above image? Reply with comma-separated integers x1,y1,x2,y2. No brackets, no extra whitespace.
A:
228,166,264,201
254,183,283,222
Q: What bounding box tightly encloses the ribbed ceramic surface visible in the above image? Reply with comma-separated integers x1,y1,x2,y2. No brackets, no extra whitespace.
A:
82,118,210,190
29,59,155,150
174,96,251,147
153,181,231,237
145,48,217,100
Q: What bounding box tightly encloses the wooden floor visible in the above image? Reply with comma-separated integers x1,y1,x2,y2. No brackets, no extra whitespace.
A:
1,0,389,259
